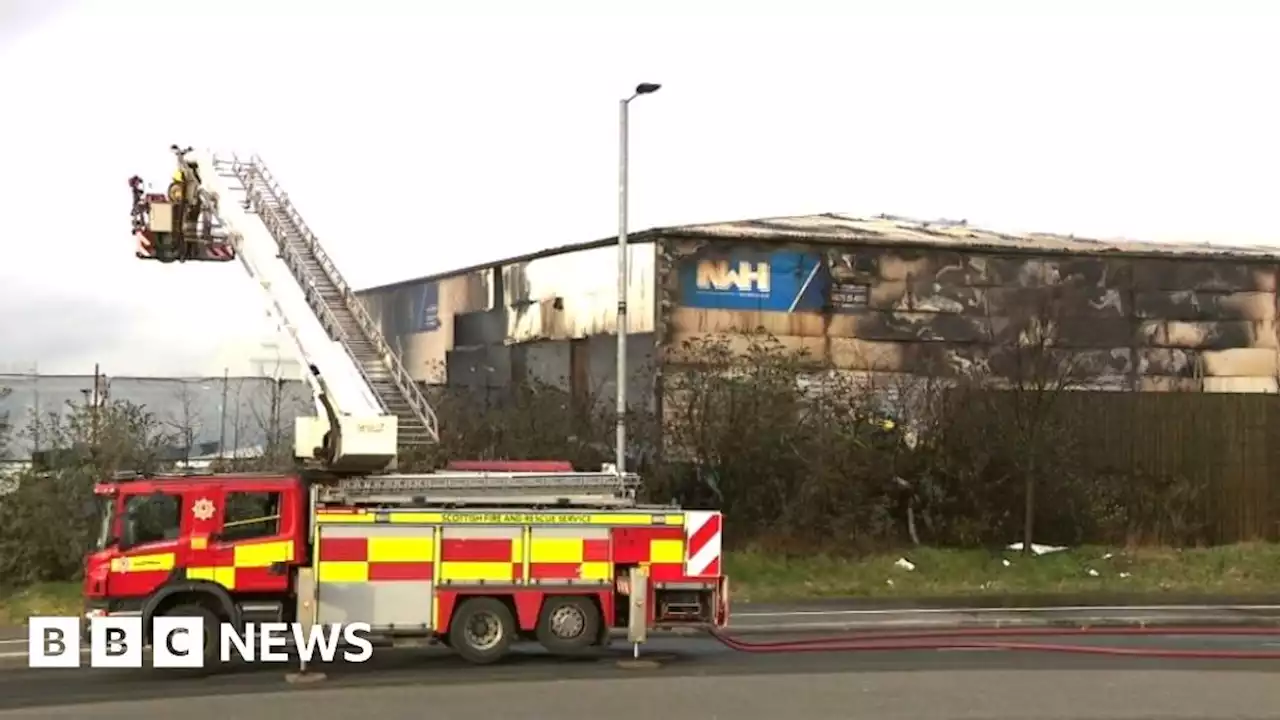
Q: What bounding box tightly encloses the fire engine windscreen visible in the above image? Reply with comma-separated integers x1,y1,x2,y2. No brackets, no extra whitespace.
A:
93,497,116,551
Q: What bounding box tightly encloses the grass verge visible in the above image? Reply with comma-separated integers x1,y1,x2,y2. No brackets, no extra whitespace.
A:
0,582,80,626
726,543,1280,603
4,544,1280,624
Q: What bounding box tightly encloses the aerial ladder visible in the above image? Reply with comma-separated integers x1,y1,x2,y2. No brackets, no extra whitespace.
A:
126,145,647,511
129,145,443,475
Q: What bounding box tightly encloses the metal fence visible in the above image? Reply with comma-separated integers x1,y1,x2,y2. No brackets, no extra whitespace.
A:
0,374,314,460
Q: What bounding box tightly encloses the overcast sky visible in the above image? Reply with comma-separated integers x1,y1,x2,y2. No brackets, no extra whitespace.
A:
1,0,1277,377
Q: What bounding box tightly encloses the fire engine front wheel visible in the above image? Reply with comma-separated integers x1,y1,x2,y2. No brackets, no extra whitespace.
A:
160,604,221,670
448,597,515,665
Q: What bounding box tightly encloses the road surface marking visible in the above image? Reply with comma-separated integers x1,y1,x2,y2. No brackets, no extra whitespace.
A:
0,649,90,659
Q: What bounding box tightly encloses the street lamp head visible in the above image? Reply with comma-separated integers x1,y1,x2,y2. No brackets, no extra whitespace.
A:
635,83,661,95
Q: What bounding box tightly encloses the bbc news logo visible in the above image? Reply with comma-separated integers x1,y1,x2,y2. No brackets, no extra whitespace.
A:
28,617,374,668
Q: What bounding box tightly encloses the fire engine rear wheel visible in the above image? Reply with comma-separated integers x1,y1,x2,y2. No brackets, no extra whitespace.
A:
448,597,515,665
535,596,601,654
163,603,221,669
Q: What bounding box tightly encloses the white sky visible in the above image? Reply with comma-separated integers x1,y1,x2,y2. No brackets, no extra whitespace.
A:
1,0,1277,376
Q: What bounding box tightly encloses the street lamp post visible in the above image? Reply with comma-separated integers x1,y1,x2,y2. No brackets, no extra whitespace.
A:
616,82,661,476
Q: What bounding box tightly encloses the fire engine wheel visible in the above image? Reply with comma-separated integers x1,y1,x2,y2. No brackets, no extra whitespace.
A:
535,596,601,654
448,597,515,665
161,603,221,669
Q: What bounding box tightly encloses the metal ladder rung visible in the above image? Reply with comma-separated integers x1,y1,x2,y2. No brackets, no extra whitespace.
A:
316,492,641,508
225,153,439,447
334,472,642,496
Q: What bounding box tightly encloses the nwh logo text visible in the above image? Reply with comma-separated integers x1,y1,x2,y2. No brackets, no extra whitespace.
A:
695,260,771,295
28,617,374,668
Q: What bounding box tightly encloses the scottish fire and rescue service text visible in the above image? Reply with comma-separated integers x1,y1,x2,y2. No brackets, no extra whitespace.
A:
441,512,593,524
28,617,373,668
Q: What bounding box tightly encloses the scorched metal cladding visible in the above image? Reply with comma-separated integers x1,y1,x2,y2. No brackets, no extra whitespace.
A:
665,234,1280,392
357,270,494,383
504,243,656,343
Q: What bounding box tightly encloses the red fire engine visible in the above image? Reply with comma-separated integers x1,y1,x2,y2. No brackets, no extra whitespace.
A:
88,148,729,671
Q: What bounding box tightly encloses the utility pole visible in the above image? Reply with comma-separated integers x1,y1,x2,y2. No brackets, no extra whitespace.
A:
219,368,229,459
91,363,101,449
615,82,661,476
31,362,40,453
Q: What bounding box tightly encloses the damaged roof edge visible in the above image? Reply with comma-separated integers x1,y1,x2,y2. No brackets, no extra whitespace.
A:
357,233,661,295
651,212,1280,263
358,213,1280,294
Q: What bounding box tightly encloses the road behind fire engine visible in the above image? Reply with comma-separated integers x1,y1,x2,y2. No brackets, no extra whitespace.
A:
0,631,1279,718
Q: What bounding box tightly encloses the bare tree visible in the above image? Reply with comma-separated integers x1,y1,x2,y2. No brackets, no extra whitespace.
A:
0,386,11,461
980,286,1091,555
245,377,296,471
165,382,204,465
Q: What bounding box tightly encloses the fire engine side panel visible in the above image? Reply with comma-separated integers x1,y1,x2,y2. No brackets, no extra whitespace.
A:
308,508,727,633
527,527,611,584
315,523,435,629
611,512,723,583
438,526,522,584
611,526,686,580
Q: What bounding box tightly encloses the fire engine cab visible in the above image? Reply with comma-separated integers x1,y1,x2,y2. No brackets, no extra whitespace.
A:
88,147,729,670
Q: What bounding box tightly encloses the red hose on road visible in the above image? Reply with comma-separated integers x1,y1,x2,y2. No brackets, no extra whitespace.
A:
708,626,1280,660
717,625,1280,647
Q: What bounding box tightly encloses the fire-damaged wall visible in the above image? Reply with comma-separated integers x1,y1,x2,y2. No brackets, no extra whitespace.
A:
356,241,658,409
357,268,494,384
657,226,1280,393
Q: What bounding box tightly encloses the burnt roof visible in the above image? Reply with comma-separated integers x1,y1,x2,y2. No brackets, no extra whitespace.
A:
359,212,1280,293
655,213,1280,261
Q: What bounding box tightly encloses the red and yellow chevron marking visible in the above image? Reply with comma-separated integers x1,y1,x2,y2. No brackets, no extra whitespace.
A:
684,511,723,577
528,537,611,581
185,540,295,591
204,243,235,261
439,537,521,583
316,535,434,583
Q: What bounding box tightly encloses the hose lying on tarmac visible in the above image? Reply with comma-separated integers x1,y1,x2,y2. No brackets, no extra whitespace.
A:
706,626,1280,660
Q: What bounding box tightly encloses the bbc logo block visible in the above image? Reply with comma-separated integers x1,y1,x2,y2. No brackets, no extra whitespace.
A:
28,616,204,669
28,617,80,668
28,617,374,668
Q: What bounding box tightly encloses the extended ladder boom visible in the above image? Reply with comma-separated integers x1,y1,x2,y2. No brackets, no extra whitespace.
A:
193,151,398,472
130,146,441,475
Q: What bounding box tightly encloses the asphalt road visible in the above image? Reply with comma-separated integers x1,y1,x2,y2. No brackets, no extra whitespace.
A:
6,600,1280,650
0,633,1279,717
5,668,1280,720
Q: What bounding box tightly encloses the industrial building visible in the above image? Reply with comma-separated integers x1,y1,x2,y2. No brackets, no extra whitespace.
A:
355,214,1280,413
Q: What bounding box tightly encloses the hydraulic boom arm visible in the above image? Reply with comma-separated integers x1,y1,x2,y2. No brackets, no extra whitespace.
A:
128,146,440,474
